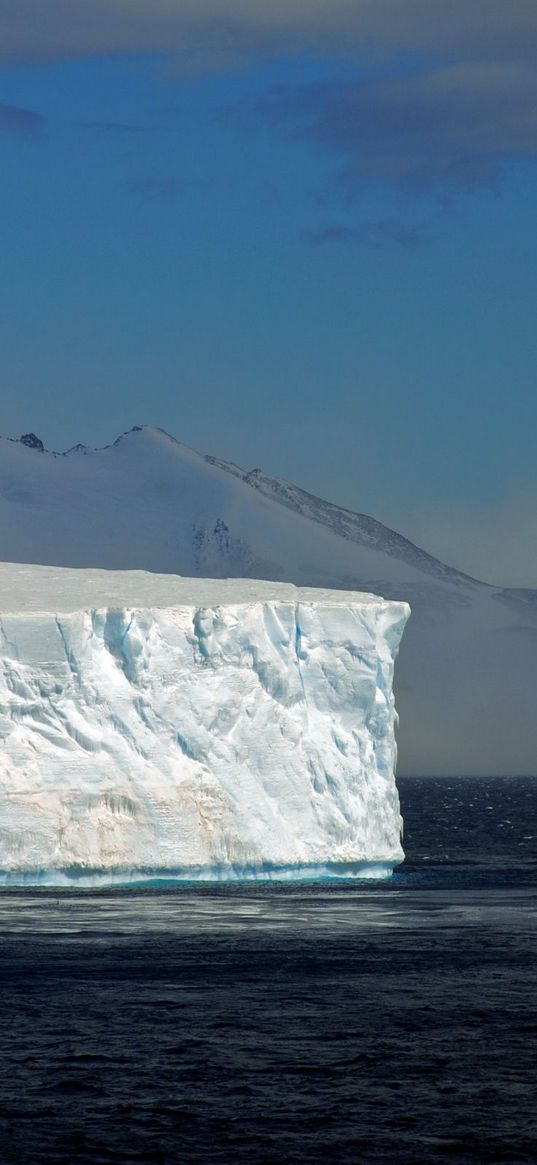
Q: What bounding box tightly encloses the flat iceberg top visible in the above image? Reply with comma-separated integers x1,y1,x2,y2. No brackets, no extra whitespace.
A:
0,561,389,615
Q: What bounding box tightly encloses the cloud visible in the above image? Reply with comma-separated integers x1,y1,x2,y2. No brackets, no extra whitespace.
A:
0,2,536,69
260,62,537,193
2,3,537,193
307,220,423,248
0,102,44,138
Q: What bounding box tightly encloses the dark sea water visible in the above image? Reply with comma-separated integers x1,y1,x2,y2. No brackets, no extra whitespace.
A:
1,776,536,1165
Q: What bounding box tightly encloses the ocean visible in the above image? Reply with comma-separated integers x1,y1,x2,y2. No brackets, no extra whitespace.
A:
0,776,536,1164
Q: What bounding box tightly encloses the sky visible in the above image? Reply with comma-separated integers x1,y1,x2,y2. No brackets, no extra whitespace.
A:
1,1,536,587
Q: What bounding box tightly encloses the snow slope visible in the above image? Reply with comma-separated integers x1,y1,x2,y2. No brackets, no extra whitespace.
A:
0,426,535,775
0,563,408,882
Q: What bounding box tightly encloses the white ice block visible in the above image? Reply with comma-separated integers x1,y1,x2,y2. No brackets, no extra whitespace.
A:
0,563,409,883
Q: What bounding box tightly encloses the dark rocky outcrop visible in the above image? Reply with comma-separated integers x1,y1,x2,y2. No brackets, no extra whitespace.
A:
20,433,44,452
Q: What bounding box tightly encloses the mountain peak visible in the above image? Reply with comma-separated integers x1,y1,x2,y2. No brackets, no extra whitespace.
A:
19,433,44,452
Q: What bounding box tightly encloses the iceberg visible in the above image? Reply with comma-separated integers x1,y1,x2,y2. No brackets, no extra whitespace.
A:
0,563,409,884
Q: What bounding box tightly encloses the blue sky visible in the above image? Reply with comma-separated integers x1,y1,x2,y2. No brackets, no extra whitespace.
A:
1,2,536,584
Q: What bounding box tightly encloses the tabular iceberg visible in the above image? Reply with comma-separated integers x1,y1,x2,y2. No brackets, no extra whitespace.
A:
0,563,409,884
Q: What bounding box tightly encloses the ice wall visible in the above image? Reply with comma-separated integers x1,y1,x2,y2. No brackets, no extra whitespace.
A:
0,564,409,883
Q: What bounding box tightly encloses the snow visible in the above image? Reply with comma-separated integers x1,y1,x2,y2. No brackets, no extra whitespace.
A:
0,563,409,883
0,425,536,776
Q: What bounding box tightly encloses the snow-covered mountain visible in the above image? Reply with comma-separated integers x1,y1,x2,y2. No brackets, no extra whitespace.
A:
0,426,535,775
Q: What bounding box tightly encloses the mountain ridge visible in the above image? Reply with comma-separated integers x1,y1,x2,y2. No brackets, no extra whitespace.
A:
0,425,492,589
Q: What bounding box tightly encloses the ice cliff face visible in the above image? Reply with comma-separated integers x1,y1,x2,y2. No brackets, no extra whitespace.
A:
0,564,409,883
